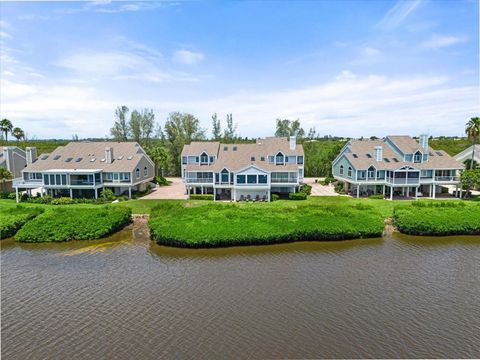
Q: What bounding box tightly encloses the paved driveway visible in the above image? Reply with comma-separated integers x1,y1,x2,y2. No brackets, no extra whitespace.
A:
141,177,188,200
303,177,339,196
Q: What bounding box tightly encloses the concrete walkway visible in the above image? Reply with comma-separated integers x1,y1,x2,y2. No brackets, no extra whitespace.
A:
303,177,339,196
140,177,187,200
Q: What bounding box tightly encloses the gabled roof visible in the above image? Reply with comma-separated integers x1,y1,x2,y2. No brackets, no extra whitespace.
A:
23,141,151,173
183,137,304,172
454,144,480,163
386,135,424,154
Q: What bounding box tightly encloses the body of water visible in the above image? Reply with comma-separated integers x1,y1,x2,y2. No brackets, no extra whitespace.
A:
1,230,479,359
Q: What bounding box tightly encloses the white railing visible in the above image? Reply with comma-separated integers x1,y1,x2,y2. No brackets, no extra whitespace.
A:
271,177,298,183
386,177,420,185
12,178,43,186
186,178,214,184
435,176,459,182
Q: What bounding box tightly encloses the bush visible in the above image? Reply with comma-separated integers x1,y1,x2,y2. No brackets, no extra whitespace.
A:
1,191,15,199
393,202,480,236
368,194,384,199
100,188,115,201
0,206,44,239
51,197,76,205
149,200,385,248
154,175,171,186
190,194,214,201
289,192,307,200
300,184,312,195
15,206,132,242
334,182,345,194
271,194,280,201
320,176,335,185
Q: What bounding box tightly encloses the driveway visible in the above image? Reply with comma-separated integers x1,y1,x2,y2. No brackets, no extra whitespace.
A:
303,177,339,196
141,177,187,200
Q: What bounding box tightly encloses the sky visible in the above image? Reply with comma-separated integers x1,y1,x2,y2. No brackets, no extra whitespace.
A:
0,0,478,140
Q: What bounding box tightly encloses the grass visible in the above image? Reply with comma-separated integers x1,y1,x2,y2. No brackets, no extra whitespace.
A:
393,202,480,236
15,206,132,242
149,200,386,248
0,206,44,239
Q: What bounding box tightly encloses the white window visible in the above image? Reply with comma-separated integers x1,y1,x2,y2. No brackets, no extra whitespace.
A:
347,167,352,177
339,165,344,175
144,166,148,176
136,168,140,179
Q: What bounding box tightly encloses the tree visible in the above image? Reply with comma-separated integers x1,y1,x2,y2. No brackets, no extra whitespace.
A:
223,113,237,141
145,145,170,176
129,110,142,143
275,118,305,138
164,112,205,175
12,127,25,142
465,117,480,170
307,127,317,139
110,106,130,141
211,113,221,140
140,109,155,143
0,118,13,142
460,169,480,198
463,159,478,170
0,168,12,192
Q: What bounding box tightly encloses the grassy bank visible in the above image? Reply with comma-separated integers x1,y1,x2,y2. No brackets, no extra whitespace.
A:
15,206,132,242
393,202,480,236
0,206,44,239
149,200,385,248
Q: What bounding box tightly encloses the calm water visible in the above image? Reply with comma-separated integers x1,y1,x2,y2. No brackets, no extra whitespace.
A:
1,230,480,359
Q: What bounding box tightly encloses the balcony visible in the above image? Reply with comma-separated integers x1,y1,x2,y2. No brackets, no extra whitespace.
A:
12,178,43,187
435,176,459,182
386,177,420,185
70,179,94,186
271,177,298,184
186,178,214,184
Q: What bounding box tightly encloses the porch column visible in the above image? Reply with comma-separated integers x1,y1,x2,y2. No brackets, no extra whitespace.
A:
15,187,19,203
267,189,271,202
356,184,360,198
460,187,463,199
41,187,44,197
201,186,204,195
390,186,393,200
432,184,436,199
455,184,458,198
94,188,98,200
233,188,236,202
428,184,432,198
69,188,73,199
382,185,386,196
415,187,419,200
128,186,132,199
402,187,405,196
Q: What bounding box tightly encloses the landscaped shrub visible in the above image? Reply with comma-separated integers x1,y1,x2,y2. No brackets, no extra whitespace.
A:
0,206,44,239
300,184,312,195
190,194,214,200
393,202,480,236
100,188,115,201
51,197,76,205
154,175,171,186
15,206,132,242
320,176,335,185
149,200,385,248
289,192,307,200
271,194,280,201
334,182,345,194
1,191,15,199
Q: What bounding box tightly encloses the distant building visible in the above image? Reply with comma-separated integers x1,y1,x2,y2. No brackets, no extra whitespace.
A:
13,142,154,201
454,144,480,166
0,146,27,191
332,135,464,199
181,137,304,201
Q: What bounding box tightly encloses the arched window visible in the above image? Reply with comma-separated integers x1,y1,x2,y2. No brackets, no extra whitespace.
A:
368,166,376,178
200,152,209,164
144,166,148,177
136,168,140,178
347,167,352,177
339,165,344,175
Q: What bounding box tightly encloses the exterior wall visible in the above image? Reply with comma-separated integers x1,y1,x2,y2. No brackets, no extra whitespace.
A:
1,147,26,178
132,156,155,184
332,155,355,180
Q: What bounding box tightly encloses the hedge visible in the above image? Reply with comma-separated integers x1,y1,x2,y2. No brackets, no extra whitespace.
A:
15,206,132,242
0,206,44,239
189,194,214,200
393,202,480,236
289,192,307,200
149,201,384,248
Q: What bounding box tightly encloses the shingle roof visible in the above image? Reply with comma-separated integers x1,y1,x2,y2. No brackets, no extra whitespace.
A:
183,137,304,172
23,141,150,172
386,135,424,154
342,138,463,170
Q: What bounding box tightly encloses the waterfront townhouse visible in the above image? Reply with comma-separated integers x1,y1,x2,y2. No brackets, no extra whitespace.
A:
13,142,154,202
1,146,27,191
181,137,304,201
332,135,464,199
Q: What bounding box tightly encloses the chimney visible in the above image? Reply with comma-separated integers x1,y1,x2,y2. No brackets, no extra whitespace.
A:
105,147,114,164
25,147,37,164
289,136,296,150
3,147,13,170
419,134,428,149
374,146,383,161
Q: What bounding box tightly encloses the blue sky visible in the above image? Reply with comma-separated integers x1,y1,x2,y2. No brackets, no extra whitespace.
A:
0,0,478,139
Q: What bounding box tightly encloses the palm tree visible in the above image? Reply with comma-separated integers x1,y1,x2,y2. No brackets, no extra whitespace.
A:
465,117,480,170
0,118,13,143
12,127,25,142
0,168,13,192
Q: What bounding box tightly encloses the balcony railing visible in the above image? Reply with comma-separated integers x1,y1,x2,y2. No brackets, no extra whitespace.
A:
435,176,459,182
13,178,43,186
70,180,94,186
386,177,420,185
186,178,214,184
271,177,298,183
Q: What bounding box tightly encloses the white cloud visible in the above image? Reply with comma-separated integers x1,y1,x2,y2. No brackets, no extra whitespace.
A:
377,0,424,29
173,50,205,65
421,35,467,49
0,20,10,29
0,31,12,39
